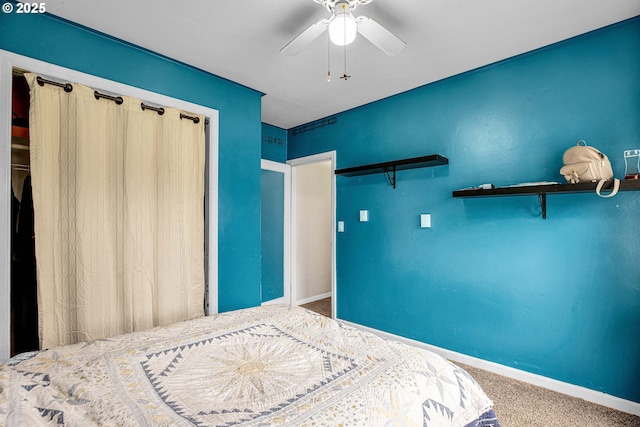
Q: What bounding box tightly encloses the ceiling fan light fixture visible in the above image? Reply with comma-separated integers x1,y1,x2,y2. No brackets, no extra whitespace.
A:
280,0,406,59
329,8,357,46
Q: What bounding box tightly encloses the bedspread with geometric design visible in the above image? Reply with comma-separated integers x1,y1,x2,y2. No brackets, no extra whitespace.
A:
0,305,499,426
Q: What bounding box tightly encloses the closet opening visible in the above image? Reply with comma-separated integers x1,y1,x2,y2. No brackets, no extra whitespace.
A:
6,64,218,357
10,71,37,356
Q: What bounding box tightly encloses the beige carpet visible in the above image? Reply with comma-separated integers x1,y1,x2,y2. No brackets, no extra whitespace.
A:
300,298,332,318
301,298,640,426
460,363,640,427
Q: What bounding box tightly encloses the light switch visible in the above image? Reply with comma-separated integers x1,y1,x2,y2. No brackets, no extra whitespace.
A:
338,221,345,232
359,210,369,222
420,214,431,228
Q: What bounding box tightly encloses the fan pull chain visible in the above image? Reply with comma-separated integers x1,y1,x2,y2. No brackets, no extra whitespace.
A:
341,11,350,80
340,44,350,80
327,33,332,82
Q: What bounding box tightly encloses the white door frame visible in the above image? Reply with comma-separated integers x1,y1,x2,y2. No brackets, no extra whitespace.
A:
287,151,337,318
260,159,292,306
0,50,219,359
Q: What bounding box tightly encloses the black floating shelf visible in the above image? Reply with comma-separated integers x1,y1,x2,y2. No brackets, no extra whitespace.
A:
335,154,448,188
452,179,640,219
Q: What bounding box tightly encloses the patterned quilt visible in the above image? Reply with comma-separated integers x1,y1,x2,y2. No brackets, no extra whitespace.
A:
1,305,498,426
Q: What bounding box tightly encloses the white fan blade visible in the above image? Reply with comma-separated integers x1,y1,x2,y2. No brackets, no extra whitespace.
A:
280,19,329,56
356,16,406,56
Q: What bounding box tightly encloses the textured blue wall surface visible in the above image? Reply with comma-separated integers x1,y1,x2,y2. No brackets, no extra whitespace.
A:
261,123,288,162
288,18,640,402
260,170,285,302
1,12,264,311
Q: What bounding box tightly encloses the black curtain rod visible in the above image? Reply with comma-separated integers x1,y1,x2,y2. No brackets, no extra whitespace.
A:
36,76,201,124
36,76,72,93
94,91,123,105
179,113,200,124
141,102,164,115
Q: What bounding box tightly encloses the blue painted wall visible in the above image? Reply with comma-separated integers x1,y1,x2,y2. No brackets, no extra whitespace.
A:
260,123,288,303
288,18,640,402
0,11,264,311
260,170,285,302
261,123,288,162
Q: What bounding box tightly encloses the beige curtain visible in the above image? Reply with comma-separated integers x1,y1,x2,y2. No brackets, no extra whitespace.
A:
25,74,205,349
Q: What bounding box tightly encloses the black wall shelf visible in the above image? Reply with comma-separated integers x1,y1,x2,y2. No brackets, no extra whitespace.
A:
452,180,640,219
335,154,448,188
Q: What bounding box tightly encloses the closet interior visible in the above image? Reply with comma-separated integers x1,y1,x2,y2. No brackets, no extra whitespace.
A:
10,70,38,356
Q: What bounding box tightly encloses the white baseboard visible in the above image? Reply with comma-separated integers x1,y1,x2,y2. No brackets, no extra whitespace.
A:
296,292,332,306
261,296,287,306
339,319,640,417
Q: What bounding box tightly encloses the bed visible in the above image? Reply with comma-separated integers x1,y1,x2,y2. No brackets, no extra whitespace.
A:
1,305,500,426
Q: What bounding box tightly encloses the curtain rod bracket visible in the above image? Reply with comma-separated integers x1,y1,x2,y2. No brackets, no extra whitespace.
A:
94,91,123,105
180,113,200,124
37,76,72,93
141,103,164,115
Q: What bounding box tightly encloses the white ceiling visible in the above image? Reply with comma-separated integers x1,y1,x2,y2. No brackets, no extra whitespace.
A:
41,0,640,129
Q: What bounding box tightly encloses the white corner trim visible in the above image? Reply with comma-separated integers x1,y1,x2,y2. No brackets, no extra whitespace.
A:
339,319,640,417
261,159,288,173
0,54,11,360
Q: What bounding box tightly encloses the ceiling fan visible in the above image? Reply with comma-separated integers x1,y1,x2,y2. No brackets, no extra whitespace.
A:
280,0,406,57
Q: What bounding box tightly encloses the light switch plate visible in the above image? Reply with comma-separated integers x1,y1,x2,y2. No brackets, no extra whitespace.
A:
359,210,369,222
420,214,431,228
338,221,345,232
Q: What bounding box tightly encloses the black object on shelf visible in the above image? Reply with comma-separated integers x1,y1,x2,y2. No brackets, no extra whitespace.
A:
452,180,640,219
335,155,448,189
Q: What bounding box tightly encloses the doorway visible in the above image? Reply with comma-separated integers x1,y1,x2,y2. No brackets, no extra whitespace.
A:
288,151,336,318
